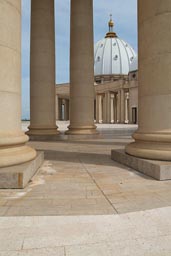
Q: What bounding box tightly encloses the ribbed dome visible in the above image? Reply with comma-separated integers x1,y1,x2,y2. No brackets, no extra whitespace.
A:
94,37,137,76
130,55,138,72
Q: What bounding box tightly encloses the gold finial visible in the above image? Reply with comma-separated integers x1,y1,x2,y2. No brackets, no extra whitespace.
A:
109,14,114,29
105,14,117,38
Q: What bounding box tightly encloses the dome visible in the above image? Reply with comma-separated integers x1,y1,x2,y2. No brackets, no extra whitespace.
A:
129,55,138,72
94,17,137,77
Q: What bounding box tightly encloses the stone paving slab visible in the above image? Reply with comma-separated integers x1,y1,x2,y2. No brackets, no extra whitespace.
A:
0,207,171,255
0,135,171,216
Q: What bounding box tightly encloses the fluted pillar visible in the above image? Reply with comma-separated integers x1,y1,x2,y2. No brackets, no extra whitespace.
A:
66,0,97,135
126,0,171,160
27,0,59,138
0,0,36,167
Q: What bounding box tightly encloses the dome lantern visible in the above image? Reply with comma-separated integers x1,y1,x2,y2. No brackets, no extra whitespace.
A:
105,15,117,38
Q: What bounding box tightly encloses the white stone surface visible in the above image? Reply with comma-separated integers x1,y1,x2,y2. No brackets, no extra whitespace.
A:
0,207,171,255
94,37,137,76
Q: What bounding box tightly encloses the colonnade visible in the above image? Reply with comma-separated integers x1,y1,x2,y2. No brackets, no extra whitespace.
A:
96,90,129,124
0,0,171,173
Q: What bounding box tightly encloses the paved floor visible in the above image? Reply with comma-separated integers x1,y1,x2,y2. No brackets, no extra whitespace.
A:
0,122,171,255
0,207,171,255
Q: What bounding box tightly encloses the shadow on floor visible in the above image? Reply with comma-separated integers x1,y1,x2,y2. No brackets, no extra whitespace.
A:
44,150,153,181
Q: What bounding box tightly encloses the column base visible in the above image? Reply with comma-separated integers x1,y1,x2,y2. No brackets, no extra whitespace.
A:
126,141,171,161
0,145,37,168
0,151,44,189
26,126,60,141
126,132,171,161
65,125,98,135
111,149,171,180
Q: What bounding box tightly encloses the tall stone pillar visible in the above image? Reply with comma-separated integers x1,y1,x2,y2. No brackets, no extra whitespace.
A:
116,91,121,123
126,0,171,160
0,0,36,167
125,92,129,123
58,98,62,120
114,94,117,123
111,94,115,123
56,95,59,120
104,92,111,123
120,89,125,123
96,95,100,123
99,95,103,123
66,0,97,135
27,0,59,138
63,99,69,121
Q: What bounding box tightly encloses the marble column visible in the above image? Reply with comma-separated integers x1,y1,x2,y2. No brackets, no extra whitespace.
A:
126,0,171,160
27,0,59,138
66,0,97,134
0,0,36,167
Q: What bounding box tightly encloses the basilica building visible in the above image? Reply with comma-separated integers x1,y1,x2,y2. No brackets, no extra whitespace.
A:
56,17,138,124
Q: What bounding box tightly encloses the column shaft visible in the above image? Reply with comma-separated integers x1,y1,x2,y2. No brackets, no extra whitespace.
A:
126,0,171,160
58,98,62,120
28,0,59,137
114,94,117,123
120,89,125,123
63,99,69,121
111,94,115,123
96,95,100,123
104,92,111,123
117,91,121,123
56,95,59,120
66,0,97,134
0,0,36,167
99,95,103,123
125,92,129,123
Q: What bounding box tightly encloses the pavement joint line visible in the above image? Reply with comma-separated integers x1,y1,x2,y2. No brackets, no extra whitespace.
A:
78,157,119,214
21,238,25,250
64,246,67,256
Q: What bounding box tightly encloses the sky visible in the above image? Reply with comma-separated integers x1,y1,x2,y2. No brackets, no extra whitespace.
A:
21,0,137,119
